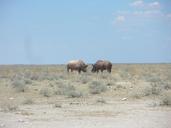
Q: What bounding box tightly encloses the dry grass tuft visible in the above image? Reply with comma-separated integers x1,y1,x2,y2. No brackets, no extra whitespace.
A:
96,98,107,104
11,79,28,92
22,98,34,105
0,101,18,112
40,87,52,97
54,84,83,98
89,81,107,94
160,90,171,106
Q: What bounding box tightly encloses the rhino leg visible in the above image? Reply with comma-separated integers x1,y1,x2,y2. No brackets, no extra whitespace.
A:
67,67,70,72
78,68,81,74
107,68,111,73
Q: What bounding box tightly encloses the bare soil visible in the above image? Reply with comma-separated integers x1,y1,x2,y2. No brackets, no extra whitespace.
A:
0,98,171,128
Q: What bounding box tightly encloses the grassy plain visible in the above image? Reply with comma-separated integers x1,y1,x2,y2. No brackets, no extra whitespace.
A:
0,64,171,128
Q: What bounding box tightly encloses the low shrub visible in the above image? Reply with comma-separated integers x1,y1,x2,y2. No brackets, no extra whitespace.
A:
160,90,171,106
22,98,34,105
40,88,52,97
12,79,28,92
89,81,107,94
55,84,83,98
96,98,106,104
0,101,18,112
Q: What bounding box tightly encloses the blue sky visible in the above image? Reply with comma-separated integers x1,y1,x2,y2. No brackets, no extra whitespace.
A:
0,0,171,64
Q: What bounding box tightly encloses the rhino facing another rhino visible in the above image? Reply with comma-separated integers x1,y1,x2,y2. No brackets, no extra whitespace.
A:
67,60,88,73
91,60,112,73
67,60,112,73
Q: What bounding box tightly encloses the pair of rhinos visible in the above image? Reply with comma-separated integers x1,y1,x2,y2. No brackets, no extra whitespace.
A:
67,60,112,73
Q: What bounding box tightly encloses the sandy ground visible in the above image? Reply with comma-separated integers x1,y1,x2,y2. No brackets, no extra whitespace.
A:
0,98,171,128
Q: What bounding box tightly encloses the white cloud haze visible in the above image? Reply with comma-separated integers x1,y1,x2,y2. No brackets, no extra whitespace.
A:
131,0,144,8
115,15,125,23
130,0,161,10
114,1,170,23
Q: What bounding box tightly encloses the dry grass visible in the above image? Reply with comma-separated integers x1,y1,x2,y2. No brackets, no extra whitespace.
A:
96,98,107,104
40,87,52,97
54,84,84,98
89,81,107,94
0,64,171,108
0,100,18,112
160,90,171,106
22,98,34,105
11,79,28,92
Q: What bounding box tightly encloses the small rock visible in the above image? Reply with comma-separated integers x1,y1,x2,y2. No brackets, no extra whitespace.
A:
15,111,21,114
121,98,127,101
70,102,79,105
18,119,25,123
9,97,14,100
54,103,62,108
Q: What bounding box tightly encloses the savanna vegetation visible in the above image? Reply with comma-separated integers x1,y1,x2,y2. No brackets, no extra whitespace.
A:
0,64,171,128
0,64,171,110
